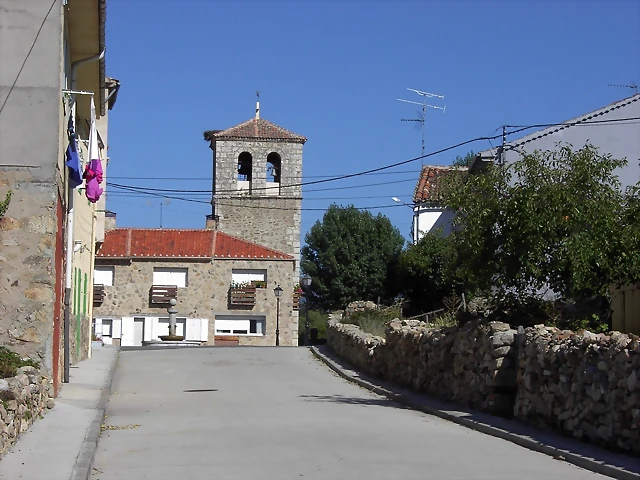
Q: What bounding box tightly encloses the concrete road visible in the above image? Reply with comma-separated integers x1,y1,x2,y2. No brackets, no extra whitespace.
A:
92,347,606,480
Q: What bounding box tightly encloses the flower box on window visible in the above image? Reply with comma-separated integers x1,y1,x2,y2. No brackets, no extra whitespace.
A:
229,282,256,307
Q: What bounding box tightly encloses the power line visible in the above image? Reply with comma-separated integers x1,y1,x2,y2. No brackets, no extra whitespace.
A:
106,116,640,197
106,177,417,195
103,116,640,207
215,202,406,212
0,0,58,116
505,116,640,136
107,169,423,181
106,192,414,201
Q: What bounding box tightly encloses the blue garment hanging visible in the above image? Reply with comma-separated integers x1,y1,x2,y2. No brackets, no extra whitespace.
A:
65,115,82,188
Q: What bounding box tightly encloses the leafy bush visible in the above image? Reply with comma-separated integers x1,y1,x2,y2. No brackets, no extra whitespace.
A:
0,347,39,379
0,191,11,218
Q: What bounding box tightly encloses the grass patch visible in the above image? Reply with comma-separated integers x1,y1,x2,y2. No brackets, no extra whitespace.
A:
0,346,39,379
425,311,458,329
343,309,399,336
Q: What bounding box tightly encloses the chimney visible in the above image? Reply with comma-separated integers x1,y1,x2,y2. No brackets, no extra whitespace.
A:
205,214,219,230
105,211,117,231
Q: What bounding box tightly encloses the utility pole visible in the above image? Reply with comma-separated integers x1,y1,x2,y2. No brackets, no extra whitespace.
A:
398,87,446,165
500,125,506,166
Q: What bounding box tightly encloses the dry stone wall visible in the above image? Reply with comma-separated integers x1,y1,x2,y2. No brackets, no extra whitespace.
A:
327,319,518,415
515,326,640,455
0,366,53,457
327,318,640,456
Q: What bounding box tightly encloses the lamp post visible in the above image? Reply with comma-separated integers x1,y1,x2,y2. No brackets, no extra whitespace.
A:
392,197,420,245
273,285,283,346
300,274,312,346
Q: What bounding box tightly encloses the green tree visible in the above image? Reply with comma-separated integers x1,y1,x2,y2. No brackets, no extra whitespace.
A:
398,231,455,315
615,182,640,285
442,144,629,303
301,204,405,310
452,150,476,168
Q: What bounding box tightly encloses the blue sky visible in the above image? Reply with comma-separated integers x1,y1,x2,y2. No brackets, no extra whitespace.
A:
104,0,640,243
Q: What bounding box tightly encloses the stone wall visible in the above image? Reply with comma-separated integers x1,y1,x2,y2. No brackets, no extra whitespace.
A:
326,318,640,456
327,319,518,415
94,258,299,346
515,326,640,455
0,1,65,376
0,366,54,457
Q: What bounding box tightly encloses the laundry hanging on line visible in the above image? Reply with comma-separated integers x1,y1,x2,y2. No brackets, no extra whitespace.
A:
84,97,104,203
65,115,83,189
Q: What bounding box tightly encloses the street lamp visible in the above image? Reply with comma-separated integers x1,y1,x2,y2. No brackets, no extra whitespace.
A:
273,284,283,346
392,197,420,245
300,274,312,346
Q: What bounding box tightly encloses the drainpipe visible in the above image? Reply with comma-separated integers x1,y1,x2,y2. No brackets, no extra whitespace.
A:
63,50,105,383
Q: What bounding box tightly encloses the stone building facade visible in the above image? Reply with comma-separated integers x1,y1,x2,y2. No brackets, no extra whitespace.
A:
93,228,299,346
0,0,117,394
204,110,306,273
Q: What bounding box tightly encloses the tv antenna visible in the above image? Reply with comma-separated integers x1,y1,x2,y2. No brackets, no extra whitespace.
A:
608,83,638,95
398,88,446,163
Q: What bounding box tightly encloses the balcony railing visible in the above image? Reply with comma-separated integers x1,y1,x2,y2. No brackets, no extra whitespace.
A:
229,286,256,307
93,284,105,306
149,285,178,305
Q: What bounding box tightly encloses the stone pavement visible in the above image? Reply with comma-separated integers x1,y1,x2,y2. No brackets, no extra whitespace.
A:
93,346,611,480
0,346,118,480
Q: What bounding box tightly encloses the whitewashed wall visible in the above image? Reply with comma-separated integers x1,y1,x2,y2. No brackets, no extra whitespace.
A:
94,317,208,346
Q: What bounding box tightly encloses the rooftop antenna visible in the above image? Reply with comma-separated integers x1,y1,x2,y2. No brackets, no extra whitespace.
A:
398,88,446,164
608,83,638,95
256,90,260,119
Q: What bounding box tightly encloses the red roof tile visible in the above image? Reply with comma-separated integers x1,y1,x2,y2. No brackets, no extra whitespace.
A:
204,117,307,144
413,165,468,203
96,229,293,260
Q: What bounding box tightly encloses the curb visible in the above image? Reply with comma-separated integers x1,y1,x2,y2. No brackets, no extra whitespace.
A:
71,348,120,480
311,346,639,480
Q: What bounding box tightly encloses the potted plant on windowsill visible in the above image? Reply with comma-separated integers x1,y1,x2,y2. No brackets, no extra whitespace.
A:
91,333,103,349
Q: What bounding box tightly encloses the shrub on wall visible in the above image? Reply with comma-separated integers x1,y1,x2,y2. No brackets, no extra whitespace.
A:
0,191,11,218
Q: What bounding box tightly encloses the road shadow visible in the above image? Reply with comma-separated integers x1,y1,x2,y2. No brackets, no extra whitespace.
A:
299,394,410,410
313,345,640,477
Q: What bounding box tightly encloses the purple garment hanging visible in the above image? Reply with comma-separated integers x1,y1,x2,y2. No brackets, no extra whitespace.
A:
83,159,104,203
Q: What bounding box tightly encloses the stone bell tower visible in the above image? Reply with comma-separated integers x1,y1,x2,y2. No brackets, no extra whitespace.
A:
203,101,306,271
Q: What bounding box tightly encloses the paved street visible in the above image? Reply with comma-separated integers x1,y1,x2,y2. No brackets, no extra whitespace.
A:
92,347,606,480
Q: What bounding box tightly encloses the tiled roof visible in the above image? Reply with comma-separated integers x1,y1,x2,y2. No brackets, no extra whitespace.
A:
413,165,468,203
96,229,293,260
204,117,307,144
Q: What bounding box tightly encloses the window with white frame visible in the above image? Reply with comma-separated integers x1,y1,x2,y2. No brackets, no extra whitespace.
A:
231,269,267,288
94,266,114,286
215,316,265,335
153,268,188,288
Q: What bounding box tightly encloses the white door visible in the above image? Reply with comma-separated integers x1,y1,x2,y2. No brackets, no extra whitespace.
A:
133,318,145,346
